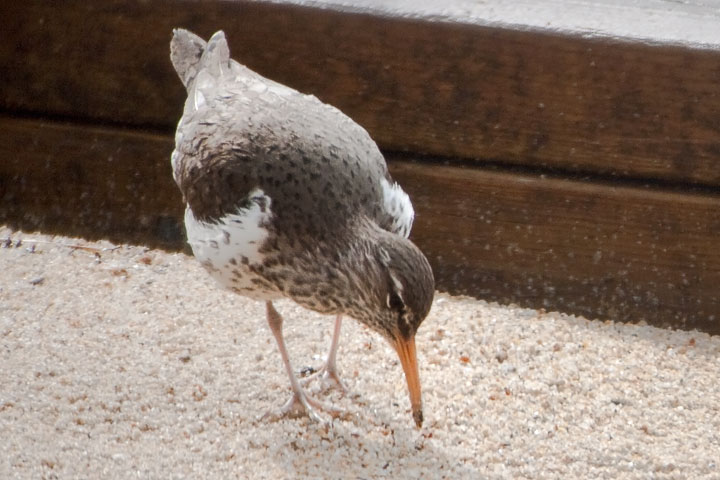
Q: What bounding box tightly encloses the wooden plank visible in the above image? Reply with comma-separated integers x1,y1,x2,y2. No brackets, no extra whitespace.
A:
2,1,720,186
0,117,184,250
391,162,720,334
2,116,719,333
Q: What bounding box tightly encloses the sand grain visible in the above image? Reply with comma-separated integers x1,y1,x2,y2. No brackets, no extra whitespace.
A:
1,227,719,479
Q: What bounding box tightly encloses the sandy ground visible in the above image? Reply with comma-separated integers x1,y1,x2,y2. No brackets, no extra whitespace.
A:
1,225,719,479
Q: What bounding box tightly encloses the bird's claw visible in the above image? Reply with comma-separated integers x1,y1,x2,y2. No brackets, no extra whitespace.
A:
301,365,349,394
319,368,349,394
260,390,348,424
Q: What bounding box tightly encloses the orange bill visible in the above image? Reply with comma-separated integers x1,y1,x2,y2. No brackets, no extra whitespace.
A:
394,334,423,427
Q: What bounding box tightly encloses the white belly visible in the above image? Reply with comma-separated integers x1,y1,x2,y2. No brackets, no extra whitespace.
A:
183,188,280,299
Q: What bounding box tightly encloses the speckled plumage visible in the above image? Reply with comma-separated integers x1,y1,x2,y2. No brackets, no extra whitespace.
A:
170,29,434,426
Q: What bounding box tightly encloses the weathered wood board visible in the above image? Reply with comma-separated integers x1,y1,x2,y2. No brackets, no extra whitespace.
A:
0,117,184,249
2,117,718,333
391,162,720,333
2,0,720,185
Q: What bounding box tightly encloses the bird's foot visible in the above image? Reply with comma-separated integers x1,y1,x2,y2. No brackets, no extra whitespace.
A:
301,364,349,394
260,389,348,424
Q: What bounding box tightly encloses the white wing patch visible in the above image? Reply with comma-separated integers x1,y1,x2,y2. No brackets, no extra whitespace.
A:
184,188,274,293
381,178,415,238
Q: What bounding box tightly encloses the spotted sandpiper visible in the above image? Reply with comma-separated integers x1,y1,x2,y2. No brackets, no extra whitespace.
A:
170,29,434,427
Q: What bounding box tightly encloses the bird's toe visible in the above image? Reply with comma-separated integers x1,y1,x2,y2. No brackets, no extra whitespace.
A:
319,368,349,394
259,389,349,425
301,364,349,395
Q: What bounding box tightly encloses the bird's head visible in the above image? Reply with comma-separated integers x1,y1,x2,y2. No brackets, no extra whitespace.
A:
361,231,434,427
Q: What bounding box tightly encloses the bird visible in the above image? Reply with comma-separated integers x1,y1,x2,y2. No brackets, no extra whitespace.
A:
169,29,434,427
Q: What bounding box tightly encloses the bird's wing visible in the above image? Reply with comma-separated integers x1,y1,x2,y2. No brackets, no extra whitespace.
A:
170,29,415,237
377,175,415,239
170,30,269,224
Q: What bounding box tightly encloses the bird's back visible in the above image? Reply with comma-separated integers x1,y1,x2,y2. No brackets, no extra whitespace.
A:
170,30,409,240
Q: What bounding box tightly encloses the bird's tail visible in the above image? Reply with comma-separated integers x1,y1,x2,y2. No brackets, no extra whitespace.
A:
170,29,230,90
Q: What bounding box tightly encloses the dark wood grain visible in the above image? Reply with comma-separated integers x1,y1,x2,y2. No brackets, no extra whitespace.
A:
0,117,184,249
2,1,720,186
391,162,720,333
2,116,718,333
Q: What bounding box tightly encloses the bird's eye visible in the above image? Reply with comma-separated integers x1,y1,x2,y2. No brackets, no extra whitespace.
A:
387,290,405,312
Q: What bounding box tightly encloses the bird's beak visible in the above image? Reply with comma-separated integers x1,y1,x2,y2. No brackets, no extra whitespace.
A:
394,334,423,427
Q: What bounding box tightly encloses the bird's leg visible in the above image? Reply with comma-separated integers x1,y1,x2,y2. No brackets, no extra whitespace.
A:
300,315,349,394
323,314,345,387
262,301,342,423
317,315,349,392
